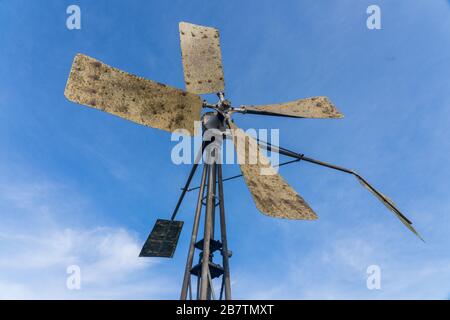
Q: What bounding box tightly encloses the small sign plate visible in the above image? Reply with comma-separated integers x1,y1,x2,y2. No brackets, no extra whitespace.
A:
139,219,184,258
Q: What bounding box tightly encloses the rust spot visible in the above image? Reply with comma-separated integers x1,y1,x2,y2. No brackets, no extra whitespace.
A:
84,88,97,94
89,99,97,106
116,105,129,113
174,113,185,123
90,61,102,68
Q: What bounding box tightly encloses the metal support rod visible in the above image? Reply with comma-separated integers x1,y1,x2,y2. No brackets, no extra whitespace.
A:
196,266,201,300
219,278,224,300
188,278,192,300
207,144,219,300
236,107,306,119
257,139,353,174
208,270,216,300
211,164,217,240
180,164,209,300
217,163,232,300
199,163,216,300
207,164,217,300
186,158,301,192
170,142,207,221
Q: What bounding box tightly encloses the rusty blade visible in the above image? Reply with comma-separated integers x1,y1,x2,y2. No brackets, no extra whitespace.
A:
241,96,343,119
179,22,225,94
64,54,202,135
228,121,317,220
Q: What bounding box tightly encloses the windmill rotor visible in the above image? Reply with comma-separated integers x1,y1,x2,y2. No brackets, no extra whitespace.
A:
63,21,422,301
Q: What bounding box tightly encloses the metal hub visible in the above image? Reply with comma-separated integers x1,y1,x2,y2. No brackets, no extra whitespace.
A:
201,112,227,132
203,92,234,119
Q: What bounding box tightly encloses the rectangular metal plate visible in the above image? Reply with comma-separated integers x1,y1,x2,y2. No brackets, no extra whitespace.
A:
179,22,225,94
65,54,202,135
139,219,184,258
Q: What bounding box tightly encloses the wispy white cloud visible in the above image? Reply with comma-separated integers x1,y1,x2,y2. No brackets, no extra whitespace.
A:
0,163,176,299
233,221,450,300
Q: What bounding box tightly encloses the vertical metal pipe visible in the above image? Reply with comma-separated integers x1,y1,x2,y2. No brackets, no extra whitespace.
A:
180,164,208,300
217,163,232,300
207,163,217,300
211,163,217,239
196,266,201,300
199,163,216,300
188,277,192,300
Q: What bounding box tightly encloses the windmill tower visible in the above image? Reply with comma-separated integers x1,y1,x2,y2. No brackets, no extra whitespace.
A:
64,22,422,300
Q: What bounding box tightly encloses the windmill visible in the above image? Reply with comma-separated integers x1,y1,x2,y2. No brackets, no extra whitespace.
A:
64,21,422,300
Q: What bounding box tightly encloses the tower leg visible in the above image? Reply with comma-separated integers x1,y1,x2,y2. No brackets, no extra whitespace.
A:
199,163,216,300
217,163,232,300
180,164,209,300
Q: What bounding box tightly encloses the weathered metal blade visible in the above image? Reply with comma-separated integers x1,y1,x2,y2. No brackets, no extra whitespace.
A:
64,54,202,135
356,176,424,241
179,22,225,94
228,121,317,220
241,96,343,119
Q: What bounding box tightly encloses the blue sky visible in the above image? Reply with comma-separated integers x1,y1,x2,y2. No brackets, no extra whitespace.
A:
0,0,449,299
